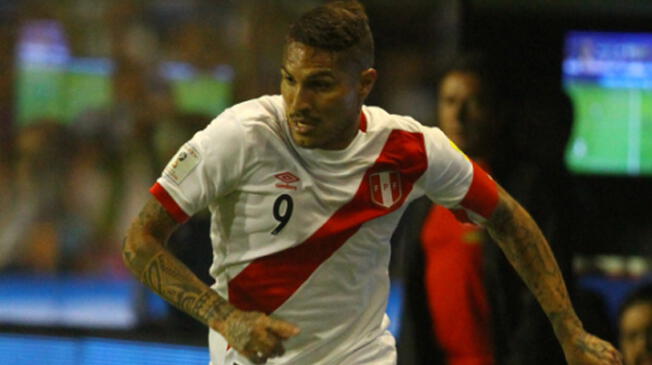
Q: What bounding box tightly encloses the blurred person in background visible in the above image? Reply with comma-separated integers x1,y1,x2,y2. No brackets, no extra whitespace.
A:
619,283,652,365
398,55,605,365
418,53,500,365
123,1,621,364
397,53,506,365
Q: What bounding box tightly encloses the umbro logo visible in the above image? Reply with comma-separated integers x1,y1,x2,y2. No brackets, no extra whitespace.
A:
274,171,300,190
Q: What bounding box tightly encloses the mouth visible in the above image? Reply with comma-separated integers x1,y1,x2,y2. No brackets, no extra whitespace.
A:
291,118,318,135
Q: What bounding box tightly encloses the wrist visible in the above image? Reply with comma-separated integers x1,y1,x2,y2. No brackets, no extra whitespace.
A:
210,303,238,334
549,309,583,342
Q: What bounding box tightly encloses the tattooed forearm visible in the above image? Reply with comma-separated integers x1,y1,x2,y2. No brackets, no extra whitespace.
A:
486,188,581,337
139,251,236,325
123,197,236,330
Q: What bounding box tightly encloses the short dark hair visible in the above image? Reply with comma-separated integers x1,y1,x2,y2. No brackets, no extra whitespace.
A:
287,0,374,70
619,283,652,320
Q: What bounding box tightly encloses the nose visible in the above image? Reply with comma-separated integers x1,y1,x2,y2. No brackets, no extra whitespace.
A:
289,86,312,115
455,101,471,127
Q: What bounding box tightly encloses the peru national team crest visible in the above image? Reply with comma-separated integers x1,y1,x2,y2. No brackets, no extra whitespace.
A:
369,171,402,208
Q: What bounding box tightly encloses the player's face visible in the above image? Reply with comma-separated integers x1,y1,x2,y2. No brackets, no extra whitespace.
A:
437,71,492,157
620,303,652,365
281,41,376,150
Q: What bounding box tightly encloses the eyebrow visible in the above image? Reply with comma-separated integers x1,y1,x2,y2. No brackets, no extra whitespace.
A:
281,66,336,80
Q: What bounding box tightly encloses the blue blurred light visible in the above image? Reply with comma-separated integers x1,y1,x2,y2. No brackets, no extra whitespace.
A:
0,334,209,365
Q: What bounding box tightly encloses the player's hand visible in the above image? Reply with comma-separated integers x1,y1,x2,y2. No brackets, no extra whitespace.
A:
220,309,300,364
561,330,623,365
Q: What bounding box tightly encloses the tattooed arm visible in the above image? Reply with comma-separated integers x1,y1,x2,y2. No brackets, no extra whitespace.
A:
486,186,622,365
123,197,299,364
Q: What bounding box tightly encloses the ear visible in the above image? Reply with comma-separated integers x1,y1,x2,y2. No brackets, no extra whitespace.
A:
359,68,377,100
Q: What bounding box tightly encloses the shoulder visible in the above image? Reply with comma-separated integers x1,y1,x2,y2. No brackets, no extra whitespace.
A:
224,95,285,126
363,105,449,145
364,105,431,134
194,95,285,147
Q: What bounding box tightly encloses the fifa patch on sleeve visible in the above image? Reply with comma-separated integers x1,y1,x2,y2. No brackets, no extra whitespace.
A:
163,144,201,185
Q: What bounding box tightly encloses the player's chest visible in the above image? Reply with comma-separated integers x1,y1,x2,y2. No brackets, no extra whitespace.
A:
238,153,367,217
233,147,409,235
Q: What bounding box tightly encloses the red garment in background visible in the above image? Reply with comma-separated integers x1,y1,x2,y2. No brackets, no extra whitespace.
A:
421,204,494,365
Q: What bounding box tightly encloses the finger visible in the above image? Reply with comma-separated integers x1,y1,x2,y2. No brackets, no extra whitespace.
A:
266,318,300,339
266,332,286,358
251,351,267,365
601,348,618,364
606,344,623,365
252,328,285,357
244,328,286,362
244,348,268,365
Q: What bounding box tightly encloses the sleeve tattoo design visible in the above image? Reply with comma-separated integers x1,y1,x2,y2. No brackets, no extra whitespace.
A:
486,193,578,328
123,199,235,328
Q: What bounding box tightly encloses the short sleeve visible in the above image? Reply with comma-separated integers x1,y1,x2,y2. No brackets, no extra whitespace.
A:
151,111,246,222
420,127,498,225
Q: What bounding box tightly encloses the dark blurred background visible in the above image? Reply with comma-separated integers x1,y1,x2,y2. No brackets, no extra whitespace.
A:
0,1,651,364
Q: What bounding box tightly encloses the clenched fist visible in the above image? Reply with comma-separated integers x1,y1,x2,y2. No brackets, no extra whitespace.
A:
562,331,623,365
219,309,301,364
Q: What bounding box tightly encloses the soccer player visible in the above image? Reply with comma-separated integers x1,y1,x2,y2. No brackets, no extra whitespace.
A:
619,284,652,365
122,1,622,364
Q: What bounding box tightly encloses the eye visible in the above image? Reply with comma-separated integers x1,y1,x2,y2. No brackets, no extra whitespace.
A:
282,74,296,85
309,80,333,91
440,96,456,105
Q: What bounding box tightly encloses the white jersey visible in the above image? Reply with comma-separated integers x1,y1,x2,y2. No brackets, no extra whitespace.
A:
152,95,496,365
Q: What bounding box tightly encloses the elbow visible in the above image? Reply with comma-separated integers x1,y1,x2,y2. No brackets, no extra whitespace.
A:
121,198,177,274
121,234,133,263
122,223,136,255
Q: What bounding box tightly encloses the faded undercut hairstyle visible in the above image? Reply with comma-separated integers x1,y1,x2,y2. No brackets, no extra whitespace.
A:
287,0,374,71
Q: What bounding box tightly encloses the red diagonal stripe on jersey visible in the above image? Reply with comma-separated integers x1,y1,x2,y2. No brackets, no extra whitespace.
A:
228,130,428,314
